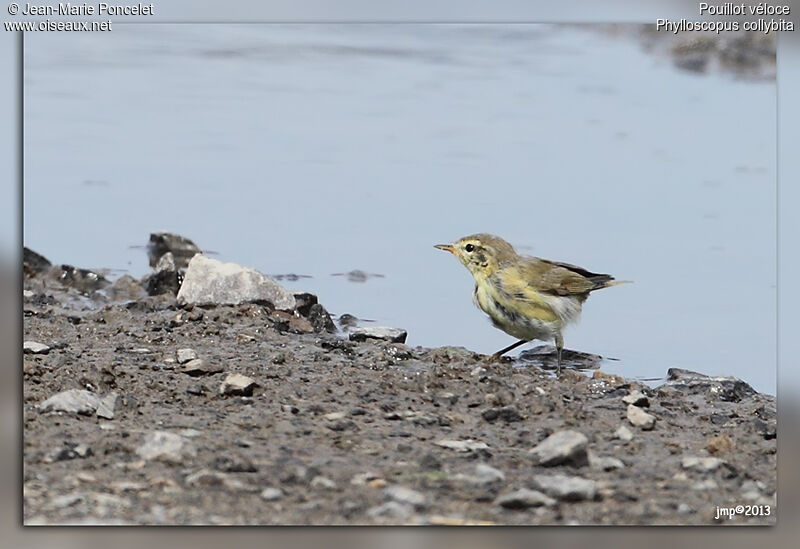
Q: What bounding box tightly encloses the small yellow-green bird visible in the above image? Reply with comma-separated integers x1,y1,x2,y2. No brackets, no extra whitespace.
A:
435,233,628,374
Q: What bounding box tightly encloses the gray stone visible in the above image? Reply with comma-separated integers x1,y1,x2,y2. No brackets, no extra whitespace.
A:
44,442,93,463
24,247,52,275
681,456,724,473
24,341,51,354
677,503,693,515
367,501,413,520
384,485,427,510
96,392,118,419
495,488,556,509
177,254,295,310
473,463,505,484
136,431,194,463
627,404,656,430
311,476,337,490
692,479,719,491
155,252,176,273
662,368,756,403
220,373,257,396
40,390,102,415
176,348,198,364
588,452,625,471
614,424,634,442
349,326,408,344
434,439,489,453
529,474,598,501
260,487,284,501
148,231,200,269
529,430,589,467
622,390,649,407
181,359,223,377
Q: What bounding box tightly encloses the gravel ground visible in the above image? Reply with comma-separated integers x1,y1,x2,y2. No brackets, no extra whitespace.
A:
22,254,777,525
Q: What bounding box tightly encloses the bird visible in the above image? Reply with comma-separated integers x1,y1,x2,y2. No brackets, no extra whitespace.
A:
434,233,628,374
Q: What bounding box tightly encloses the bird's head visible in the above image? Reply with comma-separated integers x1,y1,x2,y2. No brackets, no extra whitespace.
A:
434,233,517,279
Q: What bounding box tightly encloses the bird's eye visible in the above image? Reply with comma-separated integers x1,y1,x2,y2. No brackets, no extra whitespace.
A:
464,244,475,253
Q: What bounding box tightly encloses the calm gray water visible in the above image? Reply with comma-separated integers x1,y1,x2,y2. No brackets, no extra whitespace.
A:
23,24,776,394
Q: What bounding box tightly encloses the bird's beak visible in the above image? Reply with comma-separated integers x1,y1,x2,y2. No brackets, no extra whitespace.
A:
434,244,455,254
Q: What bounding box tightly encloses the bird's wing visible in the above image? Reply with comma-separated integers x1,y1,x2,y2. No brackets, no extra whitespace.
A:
498,257,612,298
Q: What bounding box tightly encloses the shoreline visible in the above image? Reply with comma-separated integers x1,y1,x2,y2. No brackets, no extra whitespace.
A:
22,246,776,525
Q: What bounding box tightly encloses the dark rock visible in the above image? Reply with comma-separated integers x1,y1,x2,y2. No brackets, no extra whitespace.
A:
752,419,777,440
663,368,756,403
418,452,442,470
327,420,357,432
44,442,93,463
23,247,52,277
125,294,176,313
210,455,258,473
50,264,110,293
145,269,180,296
186,383,207,395
482,406,523,423
148,231,200,269
293,292,318,316
337,314,359,329
308,303,337,333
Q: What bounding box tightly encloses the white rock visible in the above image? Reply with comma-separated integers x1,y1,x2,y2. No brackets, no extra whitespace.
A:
177,254,295,310
176,348,198,364
473,463,505,484
135,431,194,463
589,451,625,471
219,373,257,396
622,390,649,407
529,474,597,501
260,487,284,501
311,476,337,490
367,501,413,519
349,326,408,344
434,439,489,452
693,479,719,491
681,456,724,473
24,341,51,354
39,390,101,415
96,392,118,419
384,485,427,509
614,424,634,442
495,488,556,509
529,430,589,467
627,404,656,430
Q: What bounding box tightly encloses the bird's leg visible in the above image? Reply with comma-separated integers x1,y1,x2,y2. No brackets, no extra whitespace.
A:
555,334,564,376
488,339,528,362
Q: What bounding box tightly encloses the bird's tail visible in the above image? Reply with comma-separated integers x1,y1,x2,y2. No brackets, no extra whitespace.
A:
589,275,633,291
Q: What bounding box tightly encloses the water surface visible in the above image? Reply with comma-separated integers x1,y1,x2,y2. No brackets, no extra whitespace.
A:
24,25,776,393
